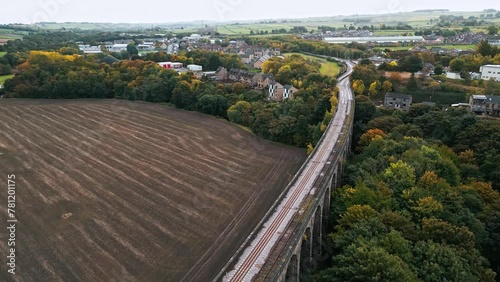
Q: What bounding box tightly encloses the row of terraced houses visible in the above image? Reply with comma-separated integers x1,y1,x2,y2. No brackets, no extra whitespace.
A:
214,67,298,102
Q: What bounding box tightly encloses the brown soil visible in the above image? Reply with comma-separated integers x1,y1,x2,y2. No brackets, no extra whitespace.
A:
0,99,305,282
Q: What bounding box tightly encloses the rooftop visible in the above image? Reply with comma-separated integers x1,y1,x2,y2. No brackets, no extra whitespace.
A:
386,92,412,99
472,95,487,99
485,95,500,103
482,65,500,68
324,36,424,44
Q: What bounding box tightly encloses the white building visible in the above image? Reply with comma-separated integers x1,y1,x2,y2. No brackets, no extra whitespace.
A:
110,44,128,52
187,64,203,72
78,45,102,54
158,62,183,69
480,65,500,82
324,36,424,44
446,72,462,80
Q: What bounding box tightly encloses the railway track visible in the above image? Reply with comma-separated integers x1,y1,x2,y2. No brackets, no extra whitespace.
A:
221,61,355,281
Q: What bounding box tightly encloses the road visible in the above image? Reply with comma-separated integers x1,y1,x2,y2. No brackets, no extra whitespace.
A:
221,61,355,281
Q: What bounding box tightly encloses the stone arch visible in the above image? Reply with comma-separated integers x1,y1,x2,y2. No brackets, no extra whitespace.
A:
285,254,299,282
322,186,331,238
300,227,313,274
331,172,337,190
312,205,322,261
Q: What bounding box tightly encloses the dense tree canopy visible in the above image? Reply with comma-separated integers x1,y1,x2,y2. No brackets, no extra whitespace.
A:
319,98,500,281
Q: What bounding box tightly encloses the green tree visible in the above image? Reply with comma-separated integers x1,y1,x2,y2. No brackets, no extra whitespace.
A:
434,65,444,75
354,95,377,124
197,94,228,117
366,116,403,134
406,73,419,91
127,44,138,55
440,56,452,67
400,54,423,73
317,244,419,282
450,58,466,72
232,82,245,94
477,40,494,57
488,25,499,35
227,101,252,126
412,240,495,282
382,160,416,194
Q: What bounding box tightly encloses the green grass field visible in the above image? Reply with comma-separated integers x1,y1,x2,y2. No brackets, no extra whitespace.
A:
0,75,14,86
285,53,340,77
0,28,27,40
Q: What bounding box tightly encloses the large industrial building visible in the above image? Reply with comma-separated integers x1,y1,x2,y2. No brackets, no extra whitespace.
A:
324,36,424,44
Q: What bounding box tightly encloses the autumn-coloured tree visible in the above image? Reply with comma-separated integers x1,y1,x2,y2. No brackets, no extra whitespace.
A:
352,79,365,95
382,80,393,93
368,80,379,96
358,128,386,148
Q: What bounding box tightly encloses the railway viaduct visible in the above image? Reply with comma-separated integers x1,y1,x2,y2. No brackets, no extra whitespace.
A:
217,61,356,282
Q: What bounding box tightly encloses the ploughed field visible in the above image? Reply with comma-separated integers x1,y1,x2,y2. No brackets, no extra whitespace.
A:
0,100,305,281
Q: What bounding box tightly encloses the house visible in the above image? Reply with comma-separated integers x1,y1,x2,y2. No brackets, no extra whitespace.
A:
422,63,435,76
423,35,445,45
430,47,448,55
367,55,396,67
216,66,228,81
166,44,179,55
469,95,500,115
384,93,412,111
448,49,462,57
254,55,270,69
269,81,284,101
486,95,500,115
256,73,275,89
228,69,258,86
187,64,203,72
446,72,462,80
240,54,254,64
283,85,299,100
202,71,218,80
480,65,500,82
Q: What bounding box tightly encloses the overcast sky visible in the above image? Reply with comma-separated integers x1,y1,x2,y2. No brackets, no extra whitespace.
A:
1,0,497,24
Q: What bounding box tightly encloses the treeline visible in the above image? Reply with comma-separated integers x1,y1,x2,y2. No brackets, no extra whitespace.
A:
245,36,366,59
0,31,80,53
312,97,500,281
3,51,338,148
